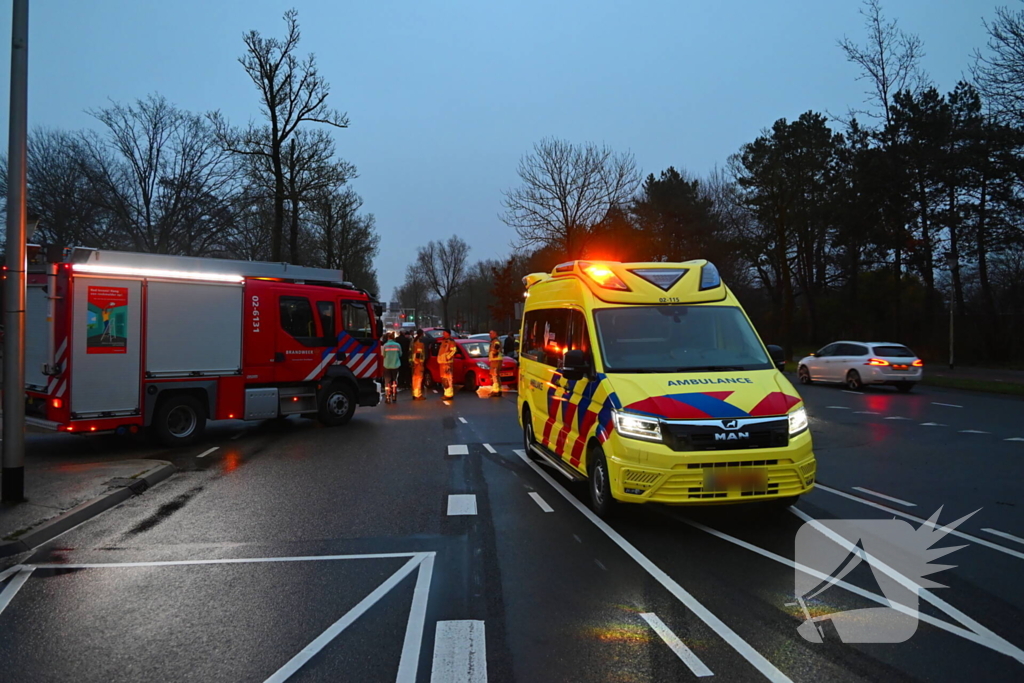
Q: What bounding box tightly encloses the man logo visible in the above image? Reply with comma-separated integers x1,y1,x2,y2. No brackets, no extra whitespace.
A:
722,419,740,430
715,431,750,441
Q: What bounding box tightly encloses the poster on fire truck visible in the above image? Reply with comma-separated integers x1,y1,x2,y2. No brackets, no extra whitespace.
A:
86,286,129,354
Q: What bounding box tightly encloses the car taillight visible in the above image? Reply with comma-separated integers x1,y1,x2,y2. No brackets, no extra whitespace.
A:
865,358,890,366
912,359,923,367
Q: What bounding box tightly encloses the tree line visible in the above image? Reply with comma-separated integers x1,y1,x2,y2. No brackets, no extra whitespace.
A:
0,9,380,296
397,0,1024,363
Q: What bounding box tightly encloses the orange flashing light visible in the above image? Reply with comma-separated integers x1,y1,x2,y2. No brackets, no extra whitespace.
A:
912,359,923,367
90,426,97,431
865,358,890,366
51,398,62,409
581,263,630,291
228,413,235,419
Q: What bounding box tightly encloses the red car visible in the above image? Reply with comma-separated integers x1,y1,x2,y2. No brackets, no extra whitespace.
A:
425,338,518,391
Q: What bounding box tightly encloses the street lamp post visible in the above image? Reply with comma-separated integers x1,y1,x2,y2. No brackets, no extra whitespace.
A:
946,252,956,371
2,0,29,503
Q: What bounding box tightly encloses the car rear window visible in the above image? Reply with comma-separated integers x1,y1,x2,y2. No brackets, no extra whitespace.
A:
872,345,915,358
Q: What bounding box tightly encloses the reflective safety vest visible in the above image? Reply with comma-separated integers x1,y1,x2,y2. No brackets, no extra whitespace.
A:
489,338,503,362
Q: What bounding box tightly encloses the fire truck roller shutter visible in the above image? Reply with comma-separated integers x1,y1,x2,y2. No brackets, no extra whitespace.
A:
26,283,50,390
145,281,243,376
70,277,143,415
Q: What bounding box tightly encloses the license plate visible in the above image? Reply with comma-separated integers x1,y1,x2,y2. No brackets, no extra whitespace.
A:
500,371,514,377
893,365,908,371
703,468,768,492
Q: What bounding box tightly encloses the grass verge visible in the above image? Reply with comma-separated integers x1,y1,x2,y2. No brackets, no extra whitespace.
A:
920,375,1024,396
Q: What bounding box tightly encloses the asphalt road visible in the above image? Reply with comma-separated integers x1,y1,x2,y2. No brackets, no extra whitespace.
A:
2,378,1023,682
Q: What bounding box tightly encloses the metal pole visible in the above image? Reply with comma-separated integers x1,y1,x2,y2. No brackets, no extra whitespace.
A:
949,294,955,371
3,0,29,503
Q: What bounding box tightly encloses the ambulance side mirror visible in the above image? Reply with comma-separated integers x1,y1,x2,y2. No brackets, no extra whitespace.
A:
766,344,786,372
562,349,590,381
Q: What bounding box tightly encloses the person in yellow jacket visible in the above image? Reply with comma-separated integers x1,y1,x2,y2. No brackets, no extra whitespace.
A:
410,331,427,400
437,329,458,400
488,330,504,396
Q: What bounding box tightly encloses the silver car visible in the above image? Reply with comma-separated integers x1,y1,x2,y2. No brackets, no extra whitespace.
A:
797,341,923,392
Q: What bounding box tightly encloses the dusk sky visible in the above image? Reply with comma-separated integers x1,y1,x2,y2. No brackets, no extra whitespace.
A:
0,0,1001,299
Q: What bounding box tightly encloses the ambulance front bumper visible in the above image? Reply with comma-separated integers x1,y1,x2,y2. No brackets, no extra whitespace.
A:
606,430,816,505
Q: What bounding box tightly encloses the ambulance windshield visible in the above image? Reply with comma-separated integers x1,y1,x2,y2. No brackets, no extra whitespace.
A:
593,305,773,373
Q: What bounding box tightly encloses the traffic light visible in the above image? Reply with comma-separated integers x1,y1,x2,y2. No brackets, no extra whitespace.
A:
400,313,406,319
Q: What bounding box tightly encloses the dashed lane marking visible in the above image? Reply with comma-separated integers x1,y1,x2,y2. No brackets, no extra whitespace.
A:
230,431,245,440
528,492,553,512
447,444,469,455
458,417,468,424
825,406,851,409
482,443,496,454
933,402,963,408
641,612,714,677
447,495,478,516
920,422,948,427
982,529,1024,547
851,487,916,507
842,390,862,395
1005,437,1024,442
515,449,793,682
669,512,1023,662
196,447,219,459
884,416,913,420
959,430,991,434
814,483,1024,562
430,620,487,683
853,411,880,415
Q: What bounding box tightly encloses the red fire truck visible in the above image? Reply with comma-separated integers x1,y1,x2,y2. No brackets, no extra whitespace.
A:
24,247,383,446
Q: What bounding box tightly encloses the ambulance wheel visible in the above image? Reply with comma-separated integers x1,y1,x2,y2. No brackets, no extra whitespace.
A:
153,394,207,447
588,444,615,518
522,406,540,461
318,382,356,427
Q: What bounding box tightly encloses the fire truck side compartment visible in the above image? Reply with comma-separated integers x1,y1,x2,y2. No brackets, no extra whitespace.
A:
145,280,243,376
244,387,279,419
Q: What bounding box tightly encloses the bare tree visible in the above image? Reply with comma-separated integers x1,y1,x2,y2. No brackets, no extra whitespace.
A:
395,264,433,324
973,2,1024,125
501,138,641,259
416,235,470,328
212,8,349,262
306,186,380,293
838,0,927,127
80,94,239,255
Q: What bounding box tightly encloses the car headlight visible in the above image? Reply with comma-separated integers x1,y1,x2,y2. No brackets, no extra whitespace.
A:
476,361,490,369
613,410,662,442
789,407,808,436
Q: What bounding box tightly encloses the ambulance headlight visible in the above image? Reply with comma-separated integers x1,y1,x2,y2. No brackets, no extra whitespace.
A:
788,407,808,436
613,410,662,442
476,361,490,369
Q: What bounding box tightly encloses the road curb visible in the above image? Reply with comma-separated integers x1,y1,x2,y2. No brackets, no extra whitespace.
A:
0,461,176,559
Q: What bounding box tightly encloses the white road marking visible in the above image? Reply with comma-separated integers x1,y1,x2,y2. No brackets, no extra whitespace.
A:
397,554,435,683
851,487,916,507
264,554,428,683
791,507,1024,665
515,450,792,682
669,512,1023,661
641,612,714,677
959,430,991,434
1005,437,1024,442
230,431,245,440
448,444,469,455
933,402,963,408
853,411,880,415
430,620,487,683
528,492,554,512
0,564,24,583
458,417,468,424
825,406,851,409
594,559,608,571
815,483,1024,561
29,552,425,570
0,567,34,617
573,534,582,544
884,416,913,420
447,494,478,516
982,529,1024,546
196,447,219,458
919,422,948,427
482,443,496,454
842,390,862,395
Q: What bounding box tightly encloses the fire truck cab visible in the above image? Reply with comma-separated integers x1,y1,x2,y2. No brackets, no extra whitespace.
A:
25,247,383,446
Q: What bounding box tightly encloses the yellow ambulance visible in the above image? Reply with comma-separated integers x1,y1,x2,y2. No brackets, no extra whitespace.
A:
518,260,815,516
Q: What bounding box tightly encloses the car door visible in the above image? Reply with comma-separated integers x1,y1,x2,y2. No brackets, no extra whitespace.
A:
553,309,596,471
275,293,323,382
809,343,836,381
827,343,858,382
842,343,869,382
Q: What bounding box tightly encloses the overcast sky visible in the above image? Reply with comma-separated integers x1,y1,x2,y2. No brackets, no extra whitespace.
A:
0,0,1002,299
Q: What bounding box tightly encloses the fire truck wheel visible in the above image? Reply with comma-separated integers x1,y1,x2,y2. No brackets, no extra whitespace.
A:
153,394,207,447
318,382,356,426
